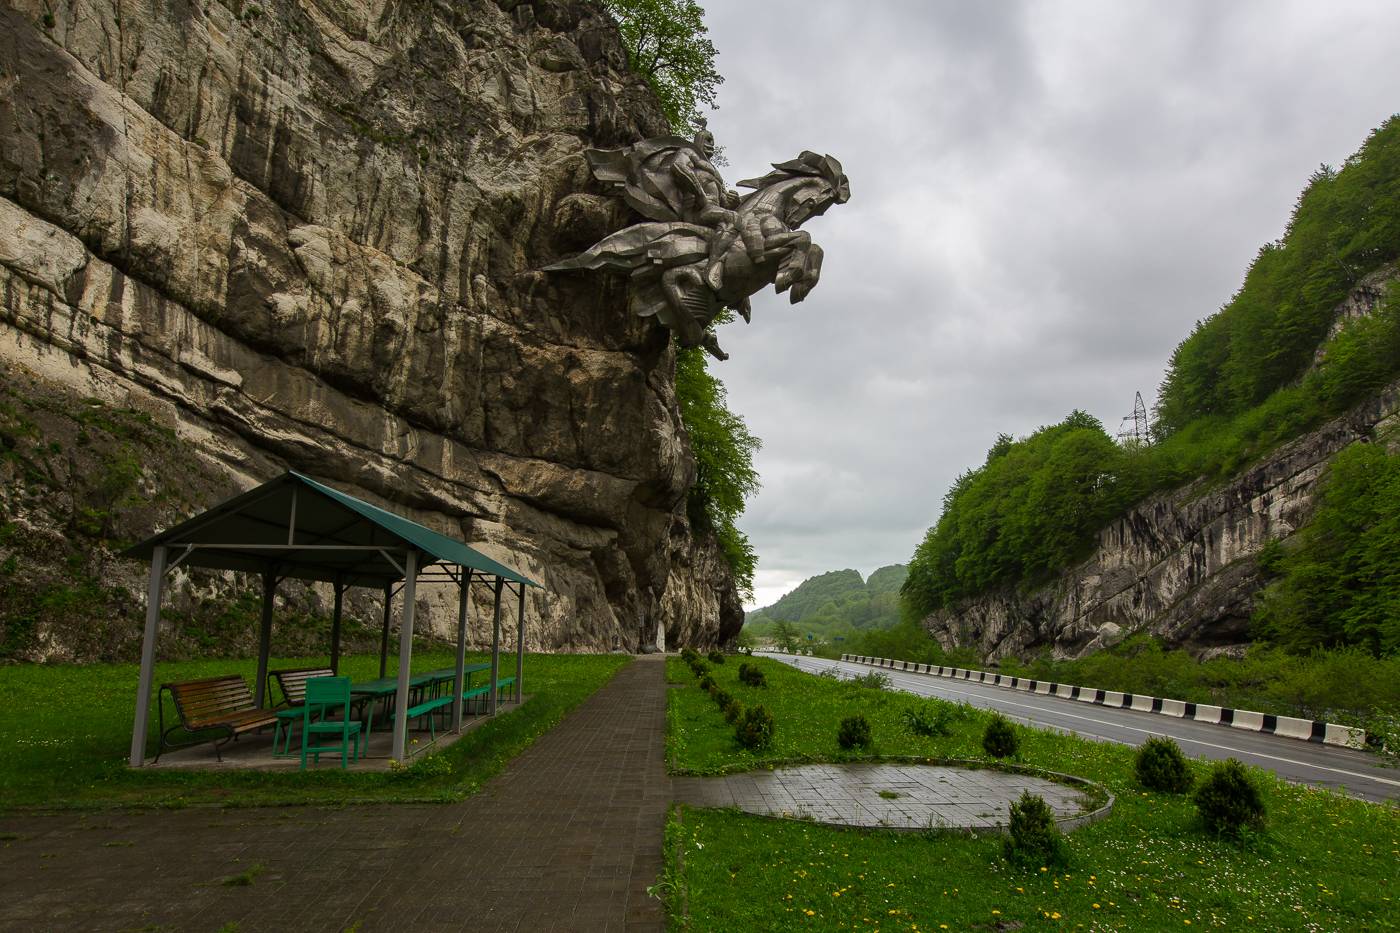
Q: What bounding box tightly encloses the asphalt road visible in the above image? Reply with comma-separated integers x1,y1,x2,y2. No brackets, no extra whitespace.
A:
764,652,1400,804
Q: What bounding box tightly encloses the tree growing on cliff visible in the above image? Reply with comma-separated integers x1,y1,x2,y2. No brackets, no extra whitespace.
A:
1155,118,1400,435
1253,441,1400,655
604,0,722,133
901,411,1123,618
676,347,759,599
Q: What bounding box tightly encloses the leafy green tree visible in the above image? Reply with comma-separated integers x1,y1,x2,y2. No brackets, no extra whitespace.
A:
770,619,801,653
1157,119,1400,435
604,0,722,133
675,347,759,598
1254,441,1400,655
902,412,1124,617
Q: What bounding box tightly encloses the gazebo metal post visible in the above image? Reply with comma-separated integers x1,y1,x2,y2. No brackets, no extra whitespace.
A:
329,577,345,674
253,566,276,708
451,574,470,731
378,583,393,679
390,551,419,763
488,577,503,715
514,581,526,703
129,545,168,767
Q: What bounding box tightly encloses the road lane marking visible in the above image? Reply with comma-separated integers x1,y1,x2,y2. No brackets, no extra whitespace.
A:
774,656,1400,792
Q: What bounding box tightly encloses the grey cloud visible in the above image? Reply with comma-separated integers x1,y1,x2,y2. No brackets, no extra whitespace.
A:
692,0,1400,608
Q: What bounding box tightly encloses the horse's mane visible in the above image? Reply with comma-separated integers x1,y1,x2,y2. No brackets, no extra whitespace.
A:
736,151,850,226
737,151,847,192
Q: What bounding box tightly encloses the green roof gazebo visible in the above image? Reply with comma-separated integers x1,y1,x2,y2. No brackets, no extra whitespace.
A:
123,471,540,767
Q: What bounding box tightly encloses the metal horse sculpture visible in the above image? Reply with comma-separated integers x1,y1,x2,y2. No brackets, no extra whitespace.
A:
546,126,849,360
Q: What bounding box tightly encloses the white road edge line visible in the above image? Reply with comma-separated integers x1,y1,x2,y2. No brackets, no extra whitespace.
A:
778,656,1400,791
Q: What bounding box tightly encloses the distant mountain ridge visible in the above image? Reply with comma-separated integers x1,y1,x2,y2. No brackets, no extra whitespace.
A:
745,565,908,638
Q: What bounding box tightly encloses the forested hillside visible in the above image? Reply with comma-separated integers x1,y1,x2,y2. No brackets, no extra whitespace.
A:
902,115,1400,662
745,565,906,642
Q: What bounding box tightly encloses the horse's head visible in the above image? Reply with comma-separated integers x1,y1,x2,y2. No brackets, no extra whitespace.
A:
737,152,850,227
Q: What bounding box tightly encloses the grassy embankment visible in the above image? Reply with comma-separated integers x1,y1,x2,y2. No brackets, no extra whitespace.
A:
0,652,628,810
663,656,1398,931
822,627,1400,742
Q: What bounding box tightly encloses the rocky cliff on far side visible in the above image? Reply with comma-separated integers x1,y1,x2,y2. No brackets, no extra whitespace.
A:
0,0,743,660
922,273,1400,662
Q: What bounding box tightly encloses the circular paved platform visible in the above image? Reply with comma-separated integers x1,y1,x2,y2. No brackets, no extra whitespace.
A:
673,762,1096,831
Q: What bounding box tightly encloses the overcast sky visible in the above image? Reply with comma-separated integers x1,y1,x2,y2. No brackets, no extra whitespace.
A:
694,1,1400,610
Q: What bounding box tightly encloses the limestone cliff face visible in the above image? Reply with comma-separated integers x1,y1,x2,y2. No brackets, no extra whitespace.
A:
0,0,742,655
923,275,1400,662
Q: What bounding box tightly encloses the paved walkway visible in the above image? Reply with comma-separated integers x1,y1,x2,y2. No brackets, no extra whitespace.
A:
0,656,670,933
674,762,1092,831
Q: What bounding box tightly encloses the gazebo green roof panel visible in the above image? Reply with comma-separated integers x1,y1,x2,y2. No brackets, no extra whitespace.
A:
122,471,539,588
290,473,538,587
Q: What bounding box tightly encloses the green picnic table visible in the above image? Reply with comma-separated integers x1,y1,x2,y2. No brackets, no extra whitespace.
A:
350,664,494,744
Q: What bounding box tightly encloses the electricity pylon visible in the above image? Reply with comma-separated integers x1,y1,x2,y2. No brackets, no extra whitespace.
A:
1117,391,1151,447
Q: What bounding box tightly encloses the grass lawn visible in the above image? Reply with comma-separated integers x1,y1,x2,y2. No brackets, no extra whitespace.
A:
664,656,1399,931
0,651,628,810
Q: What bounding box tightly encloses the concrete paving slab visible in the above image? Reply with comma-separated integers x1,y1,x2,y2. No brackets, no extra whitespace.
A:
674,761,1093,831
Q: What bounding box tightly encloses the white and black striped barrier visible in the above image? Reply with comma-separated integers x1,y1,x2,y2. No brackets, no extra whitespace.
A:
839,654,1366,750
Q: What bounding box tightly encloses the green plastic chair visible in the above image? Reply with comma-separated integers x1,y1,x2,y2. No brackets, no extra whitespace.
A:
300,676,364,770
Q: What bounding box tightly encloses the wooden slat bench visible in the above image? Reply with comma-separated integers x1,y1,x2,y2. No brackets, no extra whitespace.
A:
156,675,278,762
269,667,334,708
268,667,334,758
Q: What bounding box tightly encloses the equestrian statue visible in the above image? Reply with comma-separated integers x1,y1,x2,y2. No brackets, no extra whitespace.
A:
546,121,850,361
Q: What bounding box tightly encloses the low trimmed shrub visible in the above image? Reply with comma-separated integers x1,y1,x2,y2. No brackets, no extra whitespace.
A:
1003,791,1069,869
699,674,716,694
723,699,743,724
680,647,699,664
982,714,1019,758
736,705,775,750
1194,758,1266,837
1136,736,1193,793
837,715,873,750
691,658,710,677
707,650,725,664
712,688,733,710
738,663,768,688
